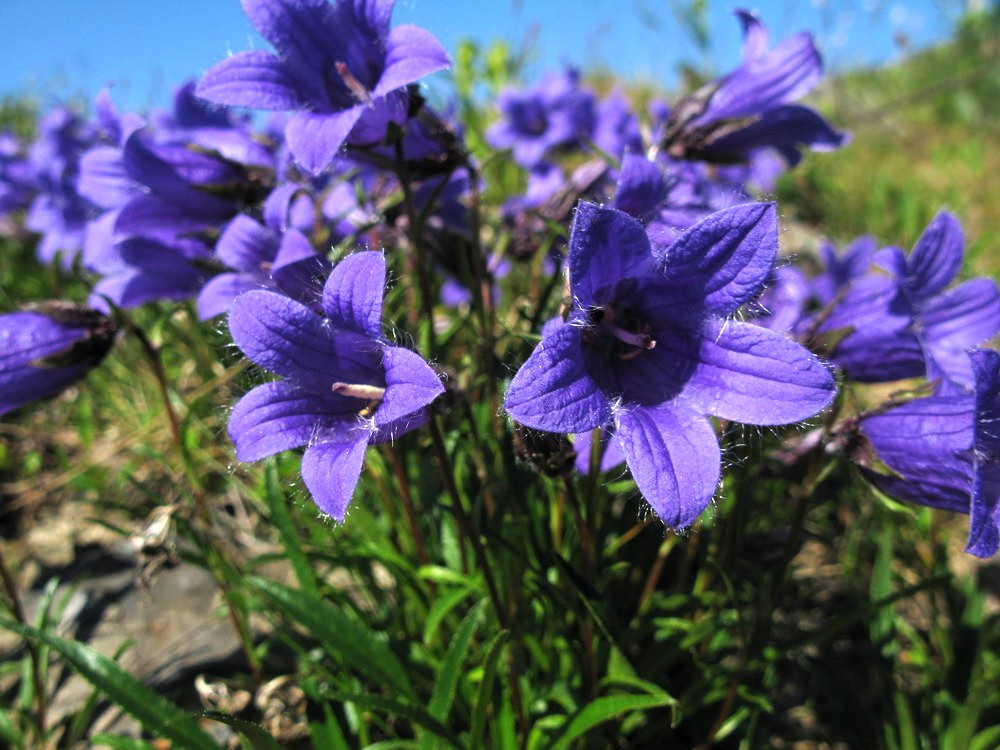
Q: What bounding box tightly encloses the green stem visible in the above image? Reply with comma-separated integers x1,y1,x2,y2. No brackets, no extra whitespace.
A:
394,141,438,359
427,416,503,621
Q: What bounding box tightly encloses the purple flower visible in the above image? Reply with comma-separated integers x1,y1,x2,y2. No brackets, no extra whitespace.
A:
860,349,1000,557
820,212,1000,389
487,69,597,168
227,251,444,520
504,202,835,527
0,132,35,218
196,0,450,175
197,217,331,320
812,234,877,306
25,107,99,268
752,264,812,333
662,10,847,167
0,303,116,415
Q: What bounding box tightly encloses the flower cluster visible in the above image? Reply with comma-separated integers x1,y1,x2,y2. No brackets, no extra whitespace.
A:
0,0,997,555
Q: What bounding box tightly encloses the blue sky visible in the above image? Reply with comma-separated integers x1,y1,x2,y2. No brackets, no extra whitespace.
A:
0,0,961,113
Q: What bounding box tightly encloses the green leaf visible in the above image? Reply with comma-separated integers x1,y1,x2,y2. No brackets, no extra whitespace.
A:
200,712,281,750
422,602,484,750
470,630,509,749
893,692,919,750
0,618,218,750
971,724,1000,750
309,701,352,750
423,586,474,645
334,693,464,750
247,576,415,699
547,694,676,750
91,735,159,750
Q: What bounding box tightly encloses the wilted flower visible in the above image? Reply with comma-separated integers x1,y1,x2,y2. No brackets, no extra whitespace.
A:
504,202,835,527
227,251,444,520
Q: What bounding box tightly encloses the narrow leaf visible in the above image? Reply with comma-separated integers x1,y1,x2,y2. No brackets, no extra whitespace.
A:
91,735,160,749
548,694,675,750
200,712,281,750
470,630,509,749
422,603,484,750
247,576,415,699
423,586,473,644
334,693,464,749
0,619,218,750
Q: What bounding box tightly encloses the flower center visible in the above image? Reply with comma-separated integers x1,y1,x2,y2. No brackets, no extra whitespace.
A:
335,62,372,104
583,305,656,360
332,381,385,417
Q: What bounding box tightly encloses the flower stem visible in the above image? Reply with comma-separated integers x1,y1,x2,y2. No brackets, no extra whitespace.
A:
394,141,439,358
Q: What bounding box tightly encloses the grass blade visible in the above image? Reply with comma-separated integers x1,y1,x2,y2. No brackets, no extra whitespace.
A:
422,602,484,750
247,576,415,699
547,694,677,750
469,629,509,748
0,618,218,750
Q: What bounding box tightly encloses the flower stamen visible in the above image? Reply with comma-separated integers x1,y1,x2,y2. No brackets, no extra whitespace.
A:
335,62,371,104
332,382,386,401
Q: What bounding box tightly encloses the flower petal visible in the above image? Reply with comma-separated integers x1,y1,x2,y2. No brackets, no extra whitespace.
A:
228,289,381,390
77,146,133,210
907,211,963,298
321,250,385,338
286,109,364,174
612,154,667,223
373,24,451,97
301,435,370,521
568,202,655,308
114,194,218,244
272,228,330,302
615,403,720,528
505,323,612,434
968,349,1000,557
375,346,444,429
217,215,279,273
657,202,778,315
922,277,1000,351
703,105,848,165
684,318,835,424
861,394,975,514
197,273,266,321
196,51,303,110
229,379,349,461
697,31,820,124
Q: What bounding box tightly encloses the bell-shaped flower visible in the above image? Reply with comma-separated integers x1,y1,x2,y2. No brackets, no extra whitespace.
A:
197,219,331,320
196,0,450,175
820,212,1000,389
227,251,444,520
860,349,1000,557
662,9,847,167
0,302,116,416
504,202,835,528
487,69,597,168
